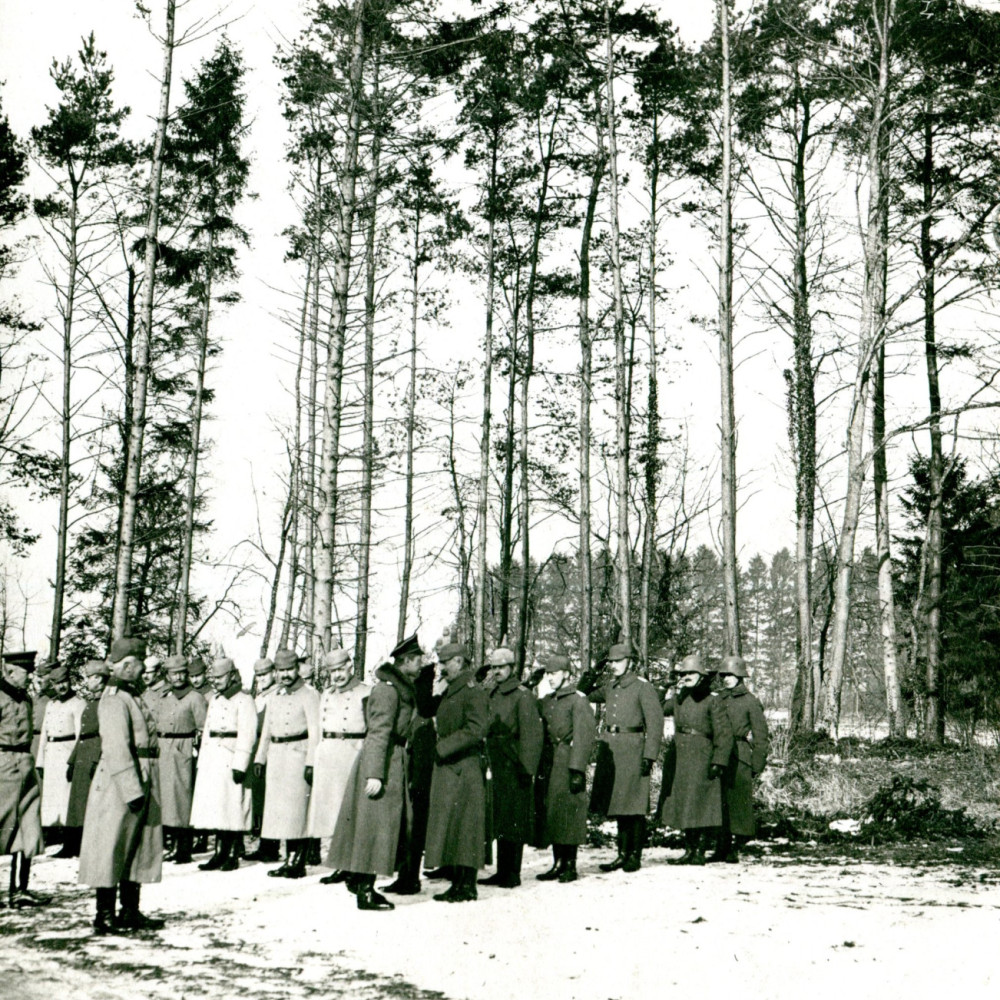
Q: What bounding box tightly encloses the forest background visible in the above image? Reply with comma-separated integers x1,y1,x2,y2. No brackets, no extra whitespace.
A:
2,0,1000,745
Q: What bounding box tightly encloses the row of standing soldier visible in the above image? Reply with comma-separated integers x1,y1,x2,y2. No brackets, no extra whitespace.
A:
0,633,769,928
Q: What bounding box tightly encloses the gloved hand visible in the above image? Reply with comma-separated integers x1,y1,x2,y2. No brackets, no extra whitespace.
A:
568,769,585,795
127,795,145,814
304,765,314,786
708,763,725,780
365,778,383,799
36,767,44,782
253,762,264,779
640,757,654,778
66,764,75,783
232,769,246,785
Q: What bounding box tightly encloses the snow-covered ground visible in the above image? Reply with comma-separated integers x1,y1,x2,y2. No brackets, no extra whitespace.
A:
2,843,998,1000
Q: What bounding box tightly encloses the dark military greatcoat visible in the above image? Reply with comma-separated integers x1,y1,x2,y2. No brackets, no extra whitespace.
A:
538,685,596,846
659,688,733,831
423,669,490,871
717,684,769,836
0,679,43,857
66,698,102,829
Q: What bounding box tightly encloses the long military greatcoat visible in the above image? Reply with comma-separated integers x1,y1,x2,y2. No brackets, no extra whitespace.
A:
659,687,734,831
254,679,320,840
717,683,769,836
0,679,43,857
584,672,663,816
307,679,370,838
328,663,416,876
251,682,276,831
36,690,85,826
190,680,257,832
66,698,101,829
78,679,163,887
538,685,597,846
486,677,543,844
151,685,207,828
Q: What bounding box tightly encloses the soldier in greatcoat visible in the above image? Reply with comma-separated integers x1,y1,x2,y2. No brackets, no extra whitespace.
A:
245,656,279,861
328,633,425,911
0,650,48,908
188,657,211,699
78,637,165,933
423,643,489,903
190,658,257,871
35,663,86,845
152,654,207,864
659,653,734,865
479,645,543,889
711,654,769,863
535,655,596,883
579,643,663,873
253,648,320,878
310,648,370,883
63,659,110,858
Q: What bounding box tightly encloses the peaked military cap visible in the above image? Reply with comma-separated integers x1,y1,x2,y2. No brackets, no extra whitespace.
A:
253,657,275,675
109,637,146,663
210,657,236,678
163,654,188,672
2,650,37,672
82,659,111,678
438,642,469,663
487,646,516,667
273,648,302,670
390,633,423,661
323,647,351,669
606,642,633,662
47,664,70,684
542,653,572,673
188,656,207,677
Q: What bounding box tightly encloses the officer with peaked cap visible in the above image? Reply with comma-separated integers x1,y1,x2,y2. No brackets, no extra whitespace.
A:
63,660,110,858
188,657,211,699
0,650,48,908
711,654,769,863
536,654,597,883
479,643,543,889
579,642,663,873
253,648,319,878
310,648,370,877
190,658,257,871
245,656,279,862
659,653,734,865
152,654,207,865
328,633,425,910
35,662,86,842
79,636,165,933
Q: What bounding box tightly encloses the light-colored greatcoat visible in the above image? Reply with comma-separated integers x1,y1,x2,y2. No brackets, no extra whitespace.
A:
306,679,370,838
327,663,415,876
36,692,85,826
0,681,43,857
78,680,163,887
190,684,257,831
254,679,320,840
150,685,207,828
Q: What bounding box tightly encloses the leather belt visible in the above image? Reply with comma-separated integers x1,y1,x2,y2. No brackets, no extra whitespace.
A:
158,730,196,739
604,725,644,734
271,732,307,744
323,730,365,740
676,726,710,738
553,734,574,746
79,732,99,740
392,733,407,747
0,742,30,753
209,730,239,738
47,734,76,742
136,747,159,759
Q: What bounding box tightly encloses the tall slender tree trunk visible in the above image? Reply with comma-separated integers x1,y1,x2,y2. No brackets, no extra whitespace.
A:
823,0,894,736
315,0,365,655
718,0,741,657
606,5,631,648
111,0,175,640
173,227,215,653
498,323,517,644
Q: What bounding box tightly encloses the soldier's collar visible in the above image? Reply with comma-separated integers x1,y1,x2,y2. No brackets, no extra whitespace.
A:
329,677,360,695
167,684,192,699
554,683,578,699
611,671,636,688
221,677,242,699
279,678,304,695
375,663,415,703
0,677,28,702
107,676,140,697
496,675,522,695
445,668,476,696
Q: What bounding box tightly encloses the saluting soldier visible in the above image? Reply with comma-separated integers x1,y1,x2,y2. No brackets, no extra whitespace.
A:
63,659,110,858
423,643,489,903
78,637,165,933
579,643,663,873
536,654,597,883
0,650,48,908
152,654,207,865
253,648,319,878
479,644,543,889
190,658,257,871
310,648,370,882
659,654,734,865
35,662,85,844
711,654,769,863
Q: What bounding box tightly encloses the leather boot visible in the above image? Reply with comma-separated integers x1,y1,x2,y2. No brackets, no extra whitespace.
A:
536,845,567,881
381,873,421,894
219,833,240,871
434,867,477,902
306,838,322,866
707,830,737,863
423,865,453,881
269,840,307,879
94,888,119,935
557,845,578,883
672,830,706,866
199,834,228,871
9,855,49,908
53,829,82,858
479,839,520,887
599,820,627,872
116,881,165,931
172,829,194,865
320,869,349,885
246,838,280,862
355,874,394,911
623,817,645,872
